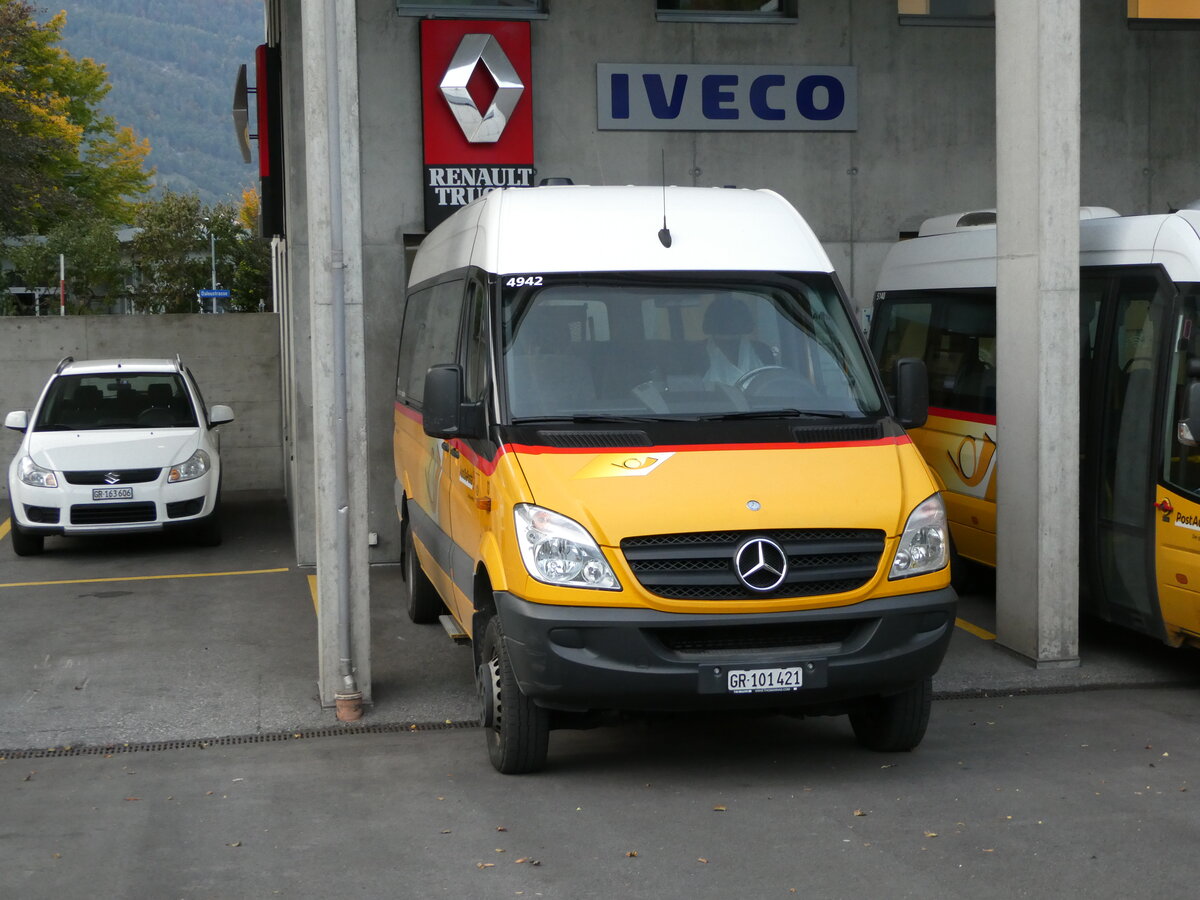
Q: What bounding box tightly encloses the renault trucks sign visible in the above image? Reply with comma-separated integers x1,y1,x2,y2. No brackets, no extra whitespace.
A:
421,20,535,230
597,63,857,132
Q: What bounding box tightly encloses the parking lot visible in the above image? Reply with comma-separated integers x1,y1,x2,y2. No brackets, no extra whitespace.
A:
2,491,1199,755
3,491,1200,898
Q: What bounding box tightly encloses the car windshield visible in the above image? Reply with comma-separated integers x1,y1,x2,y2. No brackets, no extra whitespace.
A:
499,272,883,421
33,373,198,431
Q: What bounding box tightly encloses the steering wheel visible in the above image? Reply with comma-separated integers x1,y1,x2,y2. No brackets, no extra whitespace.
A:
736,365,788,392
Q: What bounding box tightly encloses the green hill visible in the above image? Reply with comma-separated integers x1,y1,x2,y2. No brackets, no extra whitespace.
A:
56,0,264,205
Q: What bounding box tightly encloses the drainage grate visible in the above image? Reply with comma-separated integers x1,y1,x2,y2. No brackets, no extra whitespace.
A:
0,718,482,760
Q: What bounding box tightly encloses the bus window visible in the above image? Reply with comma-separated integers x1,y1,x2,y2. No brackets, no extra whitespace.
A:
1164,289,1200,498
871,298,932,399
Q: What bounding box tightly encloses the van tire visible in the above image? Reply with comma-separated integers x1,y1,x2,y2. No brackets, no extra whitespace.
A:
9,510,44,557
848,677,932,752
403,523,442,624
479,616,550,774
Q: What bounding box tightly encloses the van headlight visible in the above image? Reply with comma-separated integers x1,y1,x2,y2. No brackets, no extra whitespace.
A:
168,450,210,483
889,494,948,579
18,456,58,488
514,504,620,590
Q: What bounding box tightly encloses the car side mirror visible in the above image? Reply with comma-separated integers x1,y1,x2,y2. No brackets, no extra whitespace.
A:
1177,381,1200,447
422,364,487,441
5,410,28,433
894,357,929,430
209,405,234,427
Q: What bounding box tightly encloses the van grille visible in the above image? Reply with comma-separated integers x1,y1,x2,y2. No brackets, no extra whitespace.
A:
651,620,860,654
620,529,885,601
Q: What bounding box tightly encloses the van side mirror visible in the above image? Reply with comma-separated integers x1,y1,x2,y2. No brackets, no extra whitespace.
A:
422,365,485,440
5,410,28,432
894,357,929,430
1177,380,1200,447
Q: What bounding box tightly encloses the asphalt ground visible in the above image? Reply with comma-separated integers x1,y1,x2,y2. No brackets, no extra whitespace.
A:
2,492,1200,897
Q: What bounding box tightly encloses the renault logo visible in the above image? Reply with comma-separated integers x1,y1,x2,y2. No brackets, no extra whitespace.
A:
734,537,788,593
440,34,525,144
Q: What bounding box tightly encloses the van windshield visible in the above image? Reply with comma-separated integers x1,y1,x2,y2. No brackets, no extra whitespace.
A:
499,272,883,421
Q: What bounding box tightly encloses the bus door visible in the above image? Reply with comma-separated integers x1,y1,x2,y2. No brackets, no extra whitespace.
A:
1080,269,1169,640
1152,286,1200,646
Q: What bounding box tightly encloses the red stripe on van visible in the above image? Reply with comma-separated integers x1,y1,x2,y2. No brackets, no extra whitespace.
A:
927,406,997,426
396,402,911,477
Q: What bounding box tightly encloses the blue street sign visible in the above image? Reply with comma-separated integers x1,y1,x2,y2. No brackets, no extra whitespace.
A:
198,289,231,298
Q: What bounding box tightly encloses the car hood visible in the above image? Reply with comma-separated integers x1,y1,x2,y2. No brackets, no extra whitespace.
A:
509,439,931,547
24,428,202,471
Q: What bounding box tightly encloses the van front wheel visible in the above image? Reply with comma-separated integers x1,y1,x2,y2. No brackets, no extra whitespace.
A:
403,523,442,624
479,617,550,774
848,677,932,752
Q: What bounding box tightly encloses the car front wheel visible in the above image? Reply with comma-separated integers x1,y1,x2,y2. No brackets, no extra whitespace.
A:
8,505,44,557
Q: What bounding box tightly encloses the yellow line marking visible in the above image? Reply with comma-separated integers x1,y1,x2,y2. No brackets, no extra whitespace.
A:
0,567,290,589
308,574,318,613
0,518,10,541
955,617,997,641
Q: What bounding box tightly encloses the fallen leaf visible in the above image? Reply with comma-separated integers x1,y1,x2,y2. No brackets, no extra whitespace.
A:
625,851,638,858
476,862,495,869
24,771,36,782
124,797,141,802
853,809,867,817
698,857,709,864
924,832,939,838
713,805,727,812
226,841,242,848
440,829,452,835
51,853,62,859
495,848,505,853
496,826,508,832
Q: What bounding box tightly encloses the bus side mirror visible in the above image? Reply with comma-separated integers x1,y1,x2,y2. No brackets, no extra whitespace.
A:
1177,381,1200,447
894,357,929,430
423,364,484,439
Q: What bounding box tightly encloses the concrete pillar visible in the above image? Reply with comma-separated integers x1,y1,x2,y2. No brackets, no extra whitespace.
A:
994,0,1080,666
300,0,373,706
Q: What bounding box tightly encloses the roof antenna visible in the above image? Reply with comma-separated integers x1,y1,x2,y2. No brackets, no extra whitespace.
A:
658,149,672,248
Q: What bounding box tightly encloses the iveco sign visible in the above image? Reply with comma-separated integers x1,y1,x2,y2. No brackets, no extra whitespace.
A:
597,64,857,132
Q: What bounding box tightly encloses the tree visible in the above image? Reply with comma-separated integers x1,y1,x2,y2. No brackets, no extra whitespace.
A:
7,219,129,314
0,0,152,237
130,190,270,314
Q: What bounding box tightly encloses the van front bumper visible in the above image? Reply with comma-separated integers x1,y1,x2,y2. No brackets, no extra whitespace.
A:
494,587,957,713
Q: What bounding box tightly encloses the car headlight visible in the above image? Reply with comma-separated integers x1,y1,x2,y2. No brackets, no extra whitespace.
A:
168,450,211,483
18,456,58,488
514,503,620,590
889,493,948,579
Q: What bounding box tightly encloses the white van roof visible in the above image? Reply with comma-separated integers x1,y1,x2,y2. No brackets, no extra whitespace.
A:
875,207,1200,292
409,185,834,286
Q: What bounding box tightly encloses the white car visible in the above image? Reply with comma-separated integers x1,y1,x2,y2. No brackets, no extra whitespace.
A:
5,357,233,556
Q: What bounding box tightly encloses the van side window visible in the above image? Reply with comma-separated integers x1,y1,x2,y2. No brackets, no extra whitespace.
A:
873,291,995,416
397,279,464,406
1164,288,1200,499
463,278,489,404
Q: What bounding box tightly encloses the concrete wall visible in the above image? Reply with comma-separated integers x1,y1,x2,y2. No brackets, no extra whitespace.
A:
0,314,283,493
277,1,1200,565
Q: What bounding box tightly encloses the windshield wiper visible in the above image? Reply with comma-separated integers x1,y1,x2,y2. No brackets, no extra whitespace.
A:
510,414,675,425
699,409,846,421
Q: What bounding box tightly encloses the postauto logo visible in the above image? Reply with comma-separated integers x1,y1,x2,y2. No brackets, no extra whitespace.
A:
597,63,857,132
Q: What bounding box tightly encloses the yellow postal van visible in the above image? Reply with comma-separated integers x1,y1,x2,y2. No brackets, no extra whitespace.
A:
394,185,954,772
870,206,1200,649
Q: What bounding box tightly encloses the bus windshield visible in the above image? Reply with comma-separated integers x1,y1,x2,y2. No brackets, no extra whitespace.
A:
499,272,883,421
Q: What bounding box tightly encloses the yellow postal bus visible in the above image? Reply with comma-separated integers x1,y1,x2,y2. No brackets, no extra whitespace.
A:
870,206,1200,649
395,184,954,772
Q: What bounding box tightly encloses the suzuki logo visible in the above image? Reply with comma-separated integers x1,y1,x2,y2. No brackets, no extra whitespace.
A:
734,537,788,593
440,34,525,144
104,472,121,485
